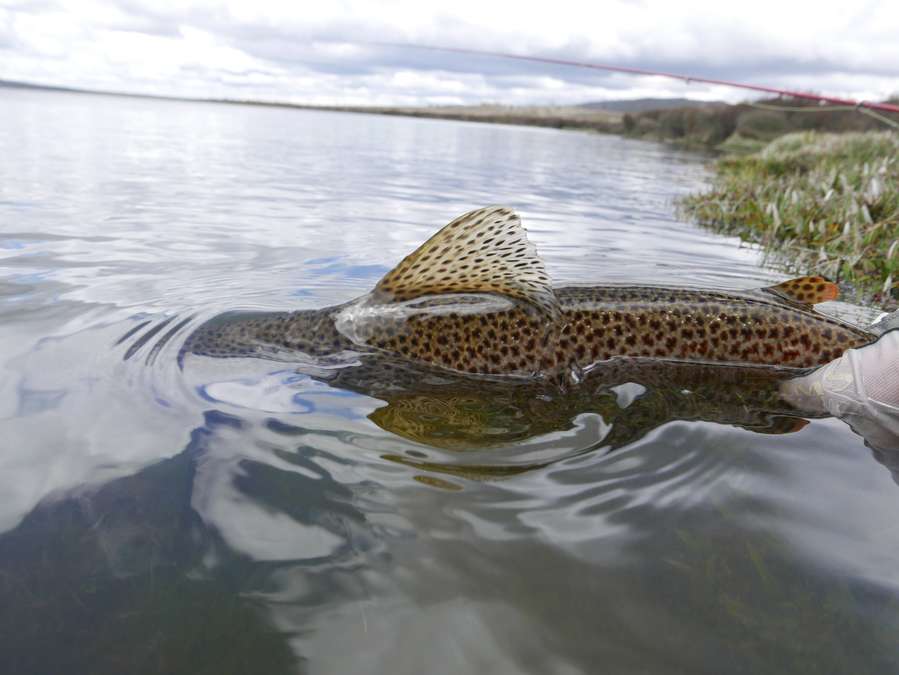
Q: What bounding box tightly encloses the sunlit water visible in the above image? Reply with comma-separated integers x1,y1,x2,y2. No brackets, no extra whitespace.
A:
1,89,898,675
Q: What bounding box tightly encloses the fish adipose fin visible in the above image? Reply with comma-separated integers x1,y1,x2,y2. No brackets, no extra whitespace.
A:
372,206,559,317
764,276,839,306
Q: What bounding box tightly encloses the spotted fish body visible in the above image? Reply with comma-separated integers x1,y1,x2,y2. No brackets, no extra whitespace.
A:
354,284,875,377
182,207,875,378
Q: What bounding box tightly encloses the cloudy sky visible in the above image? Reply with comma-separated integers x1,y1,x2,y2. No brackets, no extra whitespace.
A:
1,0,897,106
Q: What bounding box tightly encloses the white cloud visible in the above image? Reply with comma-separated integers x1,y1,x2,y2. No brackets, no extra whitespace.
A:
0,0,897,105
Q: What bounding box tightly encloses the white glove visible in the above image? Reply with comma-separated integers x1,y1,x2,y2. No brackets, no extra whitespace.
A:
781,329,899,450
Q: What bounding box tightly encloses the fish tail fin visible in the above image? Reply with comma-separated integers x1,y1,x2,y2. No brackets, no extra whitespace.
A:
765,276,839,305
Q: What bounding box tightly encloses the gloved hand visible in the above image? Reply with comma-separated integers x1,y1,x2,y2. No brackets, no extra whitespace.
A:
781,329,899,450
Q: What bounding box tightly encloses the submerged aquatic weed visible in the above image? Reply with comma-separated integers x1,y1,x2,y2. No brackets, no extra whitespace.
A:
681,131,899,308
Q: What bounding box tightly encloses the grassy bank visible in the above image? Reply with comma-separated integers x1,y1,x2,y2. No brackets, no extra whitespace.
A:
680,131,899,308
623,99,898,151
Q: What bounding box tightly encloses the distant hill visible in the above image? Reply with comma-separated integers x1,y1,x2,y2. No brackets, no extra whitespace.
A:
580,97,726,112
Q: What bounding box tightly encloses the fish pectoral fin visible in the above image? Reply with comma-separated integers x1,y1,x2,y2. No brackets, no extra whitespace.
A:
372,206,559,317
764,276,839,305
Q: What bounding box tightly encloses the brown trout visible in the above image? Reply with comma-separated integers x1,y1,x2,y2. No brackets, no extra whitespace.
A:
181,206,876,380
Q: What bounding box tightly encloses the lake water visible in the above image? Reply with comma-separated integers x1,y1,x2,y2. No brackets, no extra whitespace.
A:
1,89,898,675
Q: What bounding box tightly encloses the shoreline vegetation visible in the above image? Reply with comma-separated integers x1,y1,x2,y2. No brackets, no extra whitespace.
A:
681,132,899,309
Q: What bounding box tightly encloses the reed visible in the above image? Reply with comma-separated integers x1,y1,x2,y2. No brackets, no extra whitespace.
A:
681,131,899,308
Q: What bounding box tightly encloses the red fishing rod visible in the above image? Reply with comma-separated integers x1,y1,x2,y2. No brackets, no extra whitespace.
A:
385,43,899,115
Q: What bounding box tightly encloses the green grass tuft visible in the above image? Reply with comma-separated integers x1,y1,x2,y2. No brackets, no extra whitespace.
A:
681,131,899,308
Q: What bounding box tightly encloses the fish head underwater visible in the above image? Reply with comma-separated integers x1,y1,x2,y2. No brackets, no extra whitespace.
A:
167,206,896,459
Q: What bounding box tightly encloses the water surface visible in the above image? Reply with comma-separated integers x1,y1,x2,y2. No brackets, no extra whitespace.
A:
1,89,898,675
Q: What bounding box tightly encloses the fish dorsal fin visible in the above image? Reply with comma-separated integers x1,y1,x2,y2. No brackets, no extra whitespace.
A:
764,276,839,305
372,206,558,316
